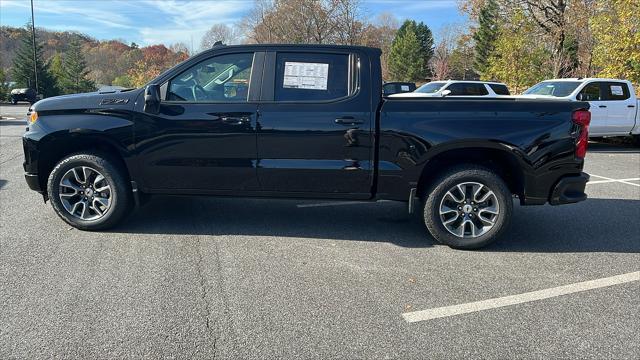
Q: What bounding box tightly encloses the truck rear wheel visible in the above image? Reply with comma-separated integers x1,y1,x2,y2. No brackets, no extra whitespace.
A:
47,152,132,230
423,165,512,249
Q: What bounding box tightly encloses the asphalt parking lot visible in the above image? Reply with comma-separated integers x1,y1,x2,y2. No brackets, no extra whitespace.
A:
1,104,639,359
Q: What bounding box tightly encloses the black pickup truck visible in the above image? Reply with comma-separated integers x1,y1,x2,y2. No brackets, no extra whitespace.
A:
23,44,591,249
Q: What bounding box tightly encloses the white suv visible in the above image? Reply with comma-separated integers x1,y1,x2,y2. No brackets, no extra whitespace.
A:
389,80,511,98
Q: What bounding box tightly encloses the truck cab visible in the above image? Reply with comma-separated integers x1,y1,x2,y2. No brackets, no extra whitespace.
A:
522,78,639,141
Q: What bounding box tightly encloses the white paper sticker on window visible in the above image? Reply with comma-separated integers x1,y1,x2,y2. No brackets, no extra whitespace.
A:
401,85,410,91
610,85,624,96
283,62,329,90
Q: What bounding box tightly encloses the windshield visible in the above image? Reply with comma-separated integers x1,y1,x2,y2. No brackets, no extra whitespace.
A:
415,82,446,94
524,81,582,97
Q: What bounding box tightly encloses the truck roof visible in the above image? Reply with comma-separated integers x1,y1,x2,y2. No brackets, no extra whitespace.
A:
200,43,383,56
542,78,631,83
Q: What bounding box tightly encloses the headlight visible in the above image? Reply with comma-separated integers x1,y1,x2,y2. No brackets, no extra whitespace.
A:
28,111,38,124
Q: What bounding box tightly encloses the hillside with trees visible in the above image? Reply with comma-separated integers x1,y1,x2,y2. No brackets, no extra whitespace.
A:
1,0,638,100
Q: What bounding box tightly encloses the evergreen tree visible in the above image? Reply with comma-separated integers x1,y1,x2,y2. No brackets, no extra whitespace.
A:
11,23,59,97
388,30,426,82
389,20,433,81
49,52,65,90
60,40,95,94
0,68,9,101
472,0,499,77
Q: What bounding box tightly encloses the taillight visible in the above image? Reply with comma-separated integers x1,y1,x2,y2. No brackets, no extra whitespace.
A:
572,109,591,158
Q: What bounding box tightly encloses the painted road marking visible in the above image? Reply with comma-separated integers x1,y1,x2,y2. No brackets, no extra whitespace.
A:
587,178,640,185
589,174,640,187
402,271,640,323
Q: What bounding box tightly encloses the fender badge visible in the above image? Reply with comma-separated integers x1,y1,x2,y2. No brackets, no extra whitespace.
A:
100,98,129,105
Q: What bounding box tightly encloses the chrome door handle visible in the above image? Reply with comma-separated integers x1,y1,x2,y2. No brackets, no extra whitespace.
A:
221,116,251,125
335,117,363,125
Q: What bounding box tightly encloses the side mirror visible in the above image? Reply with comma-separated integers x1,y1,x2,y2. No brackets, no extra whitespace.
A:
441,89,452,97
576,93,585,101
144,84,161,114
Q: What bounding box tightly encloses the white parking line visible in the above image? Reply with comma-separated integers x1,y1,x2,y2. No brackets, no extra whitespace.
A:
589,174,640,187
402,271,640,323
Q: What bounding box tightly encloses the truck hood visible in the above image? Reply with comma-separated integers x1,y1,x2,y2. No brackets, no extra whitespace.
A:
32,88,142,112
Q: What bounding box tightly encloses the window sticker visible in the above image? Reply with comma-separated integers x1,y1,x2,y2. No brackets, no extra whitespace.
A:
283,62,329,90
401,85,410,91
610,85,624,96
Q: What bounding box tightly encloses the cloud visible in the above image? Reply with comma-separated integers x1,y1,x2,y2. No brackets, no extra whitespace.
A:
1,0,134,29
137,0,252,48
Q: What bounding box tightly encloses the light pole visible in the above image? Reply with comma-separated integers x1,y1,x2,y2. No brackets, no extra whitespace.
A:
30,0,38,95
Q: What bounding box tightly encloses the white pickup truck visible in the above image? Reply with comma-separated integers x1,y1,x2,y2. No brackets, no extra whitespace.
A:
521,78,639,144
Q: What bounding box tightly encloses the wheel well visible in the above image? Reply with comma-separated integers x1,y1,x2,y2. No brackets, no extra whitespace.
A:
38,136,131,190
416,147,524,199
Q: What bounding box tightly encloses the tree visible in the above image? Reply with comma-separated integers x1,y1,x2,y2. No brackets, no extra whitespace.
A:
590,0,640,89
485,10,549,93
0,68,9,101
472,0,499,77
388,20,433,81
360,12,399,80
240,0,367,45
449,33,478,80
11,23,59,97
200,24,238,50
388,30,426,82
60,40,95,94
49,52,64,89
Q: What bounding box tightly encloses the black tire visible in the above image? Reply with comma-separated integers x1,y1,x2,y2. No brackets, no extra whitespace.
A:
423,165,513,249
12,99,18,105
632,135,640,147
47,152,132,230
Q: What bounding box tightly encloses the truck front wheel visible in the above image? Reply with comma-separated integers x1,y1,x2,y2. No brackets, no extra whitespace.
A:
47,152,132,230
423,165,513,249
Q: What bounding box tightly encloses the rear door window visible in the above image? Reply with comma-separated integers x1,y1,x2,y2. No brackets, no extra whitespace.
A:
488,84,510,95
274,52,354,102
445,83,489,96
603,82,630,101
579,83,603,101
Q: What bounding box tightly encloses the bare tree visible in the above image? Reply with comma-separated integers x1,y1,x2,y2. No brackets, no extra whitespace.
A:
430,25,458,80
240,0,368,45
170,42,190,56
200,24,239,50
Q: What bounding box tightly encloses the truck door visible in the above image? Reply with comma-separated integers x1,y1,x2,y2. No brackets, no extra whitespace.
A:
602,82,636,134
255,50,374,198
577,82,607,136
134,51,262,192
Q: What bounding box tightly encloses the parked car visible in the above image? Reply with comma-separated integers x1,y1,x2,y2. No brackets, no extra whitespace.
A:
23,44,590,249
10,88,37,104
382,82,416,96
521,78,639,143
389,80,511,98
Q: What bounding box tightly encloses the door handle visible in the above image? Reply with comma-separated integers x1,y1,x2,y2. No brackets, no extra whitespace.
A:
598,105,607,108
628,105,636,108
220,116,251,125
335,117,364,125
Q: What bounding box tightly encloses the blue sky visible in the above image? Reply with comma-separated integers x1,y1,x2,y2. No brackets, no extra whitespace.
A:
0,0,465,49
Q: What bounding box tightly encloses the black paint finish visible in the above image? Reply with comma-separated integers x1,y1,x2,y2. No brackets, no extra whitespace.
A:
23,44,588,207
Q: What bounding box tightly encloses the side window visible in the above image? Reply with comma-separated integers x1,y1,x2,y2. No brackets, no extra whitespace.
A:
604,82,630,101
579,83,602,101
275,52,354,101
489,84,510,95
167,53,253,102
446,83,489,96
